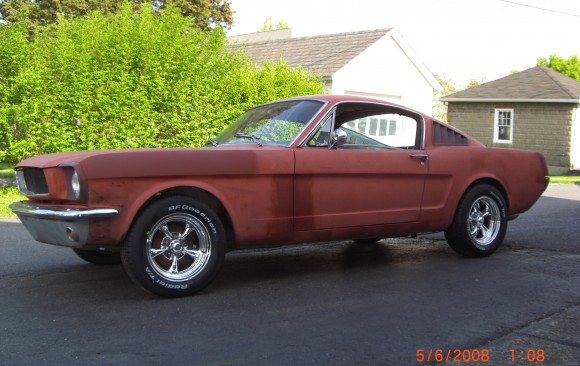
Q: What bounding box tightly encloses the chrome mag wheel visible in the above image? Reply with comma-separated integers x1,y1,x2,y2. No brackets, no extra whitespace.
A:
146,213,212,282
467,196,501,246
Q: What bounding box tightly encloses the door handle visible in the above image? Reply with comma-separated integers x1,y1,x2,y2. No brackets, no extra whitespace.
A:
409,154,429,162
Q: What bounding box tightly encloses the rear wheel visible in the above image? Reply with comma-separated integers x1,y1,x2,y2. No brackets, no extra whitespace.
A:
121,196,226,297
444,184,507,257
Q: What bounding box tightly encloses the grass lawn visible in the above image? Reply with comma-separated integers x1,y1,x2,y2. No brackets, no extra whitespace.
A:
550,175,580,184
0,161,14,179
1,162,21,218
0,186,24,218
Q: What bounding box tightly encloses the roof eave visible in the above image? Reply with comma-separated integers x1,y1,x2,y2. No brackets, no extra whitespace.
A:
438,98,580,104
387,29,442,93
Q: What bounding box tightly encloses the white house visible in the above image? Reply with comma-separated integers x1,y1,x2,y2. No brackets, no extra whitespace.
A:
229,28,441,115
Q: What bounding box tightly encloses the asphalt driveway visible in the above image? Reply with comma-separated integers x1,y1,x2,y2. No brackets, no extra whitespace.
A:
0,184,578,365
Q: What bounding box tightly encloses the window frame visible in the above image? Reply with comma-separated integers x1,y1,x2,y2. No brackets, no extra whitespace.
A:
299,102,425,150
493,108,514,144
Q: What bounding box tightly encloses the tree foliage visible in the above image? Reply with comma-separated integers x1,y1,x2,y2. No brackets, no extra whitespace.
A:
0,0,234,30
537,54,580,80
0,5,324,163
163,0,234,29
432,74,459,122
466,76,486,89
260,17,289,32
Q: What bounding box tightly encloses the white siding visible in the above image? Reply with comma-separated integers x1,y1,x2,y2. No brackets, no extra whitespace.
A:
330,34,435,115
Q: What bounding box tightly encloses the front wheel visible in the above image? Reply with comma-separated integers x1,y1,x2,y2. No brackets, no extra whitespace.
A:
444,184,507,257
121,196,226,297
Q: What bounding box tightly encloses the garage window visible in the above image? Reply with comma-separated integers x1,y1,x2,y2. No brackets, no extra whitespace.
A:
494,109,513,143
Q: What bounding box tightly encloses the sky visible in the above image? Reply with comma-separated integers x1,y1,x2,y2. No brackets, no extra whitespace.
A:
226,0,580,87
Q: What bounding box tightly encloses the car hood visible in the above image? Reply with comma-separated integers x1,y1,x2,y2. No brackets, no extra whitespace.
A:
16,146,294,179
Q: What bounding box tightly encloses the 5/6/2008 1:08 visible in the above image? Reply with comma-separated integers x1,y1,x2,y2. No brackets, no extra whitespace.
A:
416,348,546,363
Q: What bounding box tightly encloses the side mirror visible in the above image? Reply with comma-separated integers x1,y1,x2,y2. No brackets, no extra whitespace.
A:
331,128,348,148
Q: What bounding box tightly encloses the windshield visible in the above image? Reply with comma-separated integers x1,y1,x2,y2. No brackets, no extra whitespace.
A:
214,100,325,147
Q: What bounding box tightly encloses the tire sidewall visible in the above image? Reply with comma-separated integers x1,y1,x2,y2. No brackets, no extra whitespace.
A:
122,196,226,297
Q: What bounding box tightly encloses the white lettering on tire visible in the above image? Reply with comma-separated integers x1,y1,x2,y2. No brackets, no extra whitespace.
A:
167,205,217,234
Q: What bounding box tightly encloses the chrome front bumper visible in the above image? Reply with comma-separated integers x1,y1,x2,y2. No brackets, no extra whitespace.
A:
9,201,118,248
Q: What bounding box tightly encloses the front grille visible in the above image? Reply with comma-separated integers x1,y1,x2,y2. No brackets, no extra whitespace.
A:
16,168,48,195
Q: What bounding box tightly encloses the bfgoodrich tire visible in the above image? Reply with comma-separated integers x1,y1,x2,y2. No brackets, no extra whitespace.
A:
121,196,226,297
444,184,507,257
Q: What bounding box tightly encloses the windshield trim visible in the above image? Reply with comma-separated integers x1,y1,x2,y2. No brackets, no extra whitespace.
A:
285,98,329,147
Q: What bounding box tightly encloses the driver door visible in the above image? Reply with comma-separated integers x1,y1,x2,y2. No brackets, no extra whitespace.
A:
293,104,428,231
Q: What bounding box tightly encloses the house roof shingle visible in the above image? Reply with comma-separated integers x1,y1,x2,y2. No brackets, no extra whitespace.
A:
441,66,580,102
228,29,392,77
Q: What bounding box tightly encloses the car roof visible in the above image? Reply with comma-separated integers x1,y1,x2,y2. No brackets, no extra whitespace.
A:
278,94,426,117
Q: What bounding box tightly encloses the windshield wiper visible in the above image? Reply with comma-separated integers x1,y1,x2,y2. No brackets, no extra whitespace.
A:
234,133,262,147
205,140,219,147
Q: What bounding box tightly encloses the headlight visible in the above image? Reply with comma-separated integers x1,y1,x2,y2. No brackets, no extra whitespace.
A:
71,169,81,199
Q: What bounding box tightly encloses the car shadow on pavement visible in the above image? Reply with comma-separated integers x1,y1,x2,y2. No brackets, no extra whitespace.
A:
208,238,454,294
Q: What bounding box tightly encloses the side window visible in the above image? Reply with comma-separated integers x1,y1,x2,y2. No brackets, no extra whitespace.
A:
340,112,419,149
494,108,513,144
306,113,333,147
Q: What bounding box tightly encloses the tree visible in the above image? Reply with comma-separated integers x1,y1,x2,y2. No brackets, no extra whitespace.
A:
260,17,289,32
537,54,580,80
0,5,323,163
432,74,460,122
162,0,234,29
466,76,486,89
0,0,234,30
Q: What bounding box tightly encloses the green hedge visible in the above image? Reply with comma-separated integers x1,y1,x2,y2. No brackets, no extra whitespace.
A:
0,4,324,163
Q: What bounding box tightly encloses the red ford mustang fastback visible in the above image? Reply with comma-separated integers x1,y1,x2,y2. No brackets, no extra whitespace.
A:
10,95,549,297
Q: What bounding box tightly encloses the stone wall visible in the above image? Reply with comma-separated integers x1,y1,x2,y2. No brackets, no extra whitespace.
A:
447,102,574,174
